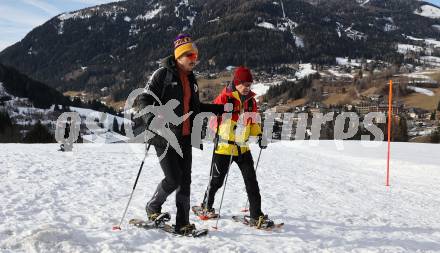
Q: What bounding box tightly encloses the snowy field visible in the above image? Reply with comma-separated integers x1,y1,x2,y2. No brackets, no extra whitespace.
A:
407,86,435,96
1,141,440,253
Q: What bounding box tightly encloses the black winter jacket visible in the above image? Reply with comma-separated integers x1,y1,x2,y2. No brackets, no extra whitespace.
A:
138,55,223,148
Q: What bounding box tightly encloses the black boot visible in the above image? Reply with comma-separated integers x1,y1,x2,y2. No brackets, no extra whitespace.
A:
175,223,196,235
146,183,170,219
248,215,274,229
192,205,218,219
146,210,170,227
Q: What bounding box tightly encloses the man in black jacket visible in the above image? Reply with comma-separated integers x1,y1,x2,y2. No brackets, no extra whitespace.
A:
138,34,223,234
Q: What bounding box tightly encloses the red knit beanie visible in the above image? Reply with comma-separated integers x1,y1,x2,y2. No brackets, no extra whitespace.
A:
233,66,253,86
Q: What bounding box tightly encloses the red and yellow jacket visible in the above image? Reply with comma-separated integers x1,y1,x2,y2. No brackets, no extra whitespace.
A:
210,84,262,156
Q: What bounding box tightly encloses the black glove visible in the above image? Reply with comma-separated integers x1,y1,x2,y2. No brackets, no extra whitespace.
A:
257,134,268,149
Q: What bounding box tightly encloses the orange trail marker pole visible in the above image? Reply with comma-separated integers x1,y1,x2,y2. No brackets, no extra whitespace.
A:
386,80,393,187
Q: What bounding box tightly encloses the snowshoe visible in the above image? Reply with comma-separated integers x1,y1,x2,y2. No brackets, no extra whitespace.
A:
147,212,171,227
130,219,209,238
175,223,196,235
249,215,275,229
129,218,158,229
163,223,208,237
192,205,218,220
232,215,284,231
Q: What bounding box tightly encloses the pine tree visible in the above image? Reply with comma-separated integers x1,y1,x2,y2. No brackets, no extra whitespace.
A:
120,121,126,136
0,110,20,142
381,116,396,142
392,116,399,142
112,117,120,133
431,127,440,143
23,121,55,143
396,116,408,142
0,110,13,133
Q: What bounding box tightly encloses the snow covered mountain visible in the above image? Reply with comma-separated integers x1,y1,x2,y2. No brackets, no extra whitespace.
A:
1,0,440,97
1,141,439,252
0,64,129,142
415,4,440,19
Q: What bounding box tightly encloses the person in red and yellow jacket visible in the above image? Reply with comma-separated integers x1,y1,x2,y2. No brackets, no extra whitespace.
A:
197,66,274,228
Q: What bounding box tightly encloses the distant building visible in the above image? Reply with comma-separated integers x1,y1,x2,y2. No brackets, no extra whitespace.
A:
355,102,403,117
368,94,383,102
271,105,292,113
407,108,430,120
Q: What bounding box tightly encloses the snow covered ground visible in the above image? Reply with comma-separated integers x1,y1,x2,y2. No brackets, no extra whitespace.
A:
414,5,440,19
295,63,317,79
336,57,361,67
250,63,318,100
407,86,435,96
69,106,129,127
397,44,424,54
252,80,295,101
401,72,433,80
328,69,354,78
251,82,274,101
1,141,440,252
0,82,8,96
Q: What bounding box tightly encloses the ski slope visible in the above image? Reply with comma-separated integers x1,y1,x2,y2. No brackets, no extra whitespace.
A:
1,141,440,252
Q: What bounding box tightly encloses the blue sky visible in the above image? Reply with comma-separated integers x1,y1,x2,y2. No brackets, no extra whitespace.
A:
0,0,120,51
428,0,440,7
1,0,440,52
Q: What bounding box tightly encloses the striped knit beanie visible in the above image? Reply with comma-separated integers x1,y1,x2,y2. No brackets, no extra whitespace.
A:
173,34,198,59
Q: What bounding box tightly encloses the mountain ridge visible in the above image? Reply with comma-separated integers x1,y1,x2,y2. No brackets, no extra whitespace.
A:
0,0,439,99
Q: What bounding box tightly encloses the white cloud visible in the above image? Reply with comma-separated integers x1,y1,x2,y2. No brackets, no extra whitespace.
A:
0,5,49,52
427,0,440,8
0,6,49,27
21,0,60,15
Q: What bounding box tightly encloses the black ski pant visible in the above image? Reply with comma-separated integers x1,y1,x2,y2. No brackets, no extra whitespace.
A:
202,151,263,219
146,136,192,227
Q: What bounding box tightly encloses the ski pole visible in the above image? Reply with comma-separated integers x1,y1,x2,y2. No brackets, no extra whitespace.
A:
113,143,151,231
212,152,234,230
200,116,221,220
242,147,263,212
